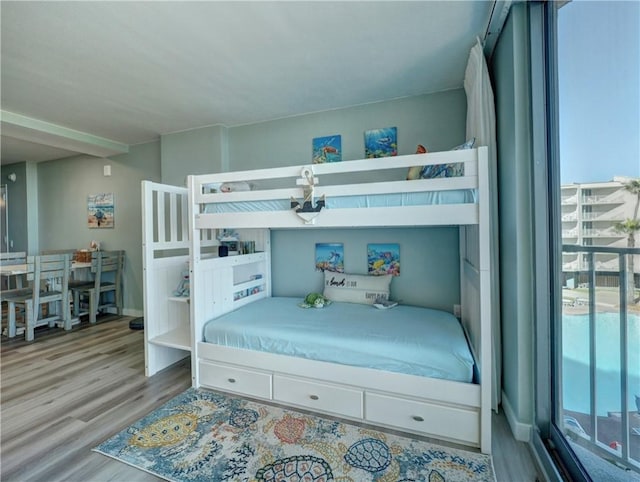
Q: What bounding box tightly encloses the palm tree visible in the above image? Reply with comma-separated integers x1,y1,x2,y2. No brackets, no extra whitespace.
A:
615,218,640,304
622,178,640,219
614,179,640,304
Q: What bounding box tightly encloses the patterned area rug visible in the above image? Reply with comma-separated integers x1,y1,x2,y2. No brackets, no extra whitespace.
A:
94,388,495,482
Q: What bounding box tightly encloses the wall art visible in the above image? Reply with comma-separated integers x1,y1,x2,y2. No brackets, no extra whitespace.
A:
87,192,114,228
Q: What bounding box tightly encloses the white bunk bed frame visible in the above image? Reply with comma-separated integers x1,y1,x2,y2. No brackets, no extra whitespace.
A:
144,146,492,454
142,181,218,376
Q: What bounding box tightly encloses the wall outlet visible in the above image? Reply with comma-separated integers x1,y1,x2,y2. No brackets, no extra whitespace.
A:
453,304,461,318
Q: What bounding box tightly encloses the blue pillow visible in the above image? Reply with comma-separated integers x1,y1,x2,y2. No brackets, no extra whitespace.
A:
418,138,475,179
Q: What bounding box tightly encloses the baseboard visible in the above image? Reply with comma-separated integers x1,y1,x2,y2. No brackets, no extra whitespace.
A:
103,307,144,318
123,308,144,317
501,390,533,442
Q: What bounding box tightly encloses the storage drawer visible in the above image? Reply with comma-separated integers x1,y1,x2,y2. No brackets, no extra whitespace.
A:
199,360,272,399
365,392,479,445
274,375,363,419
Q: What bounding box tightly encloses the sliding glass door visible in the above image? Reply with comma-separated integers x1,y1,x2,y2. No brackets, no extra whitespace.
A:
546,1,640,479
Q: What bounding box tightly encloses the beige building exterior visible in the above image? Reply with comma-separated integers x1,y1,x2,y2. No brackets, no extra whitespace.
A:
561,177,639,276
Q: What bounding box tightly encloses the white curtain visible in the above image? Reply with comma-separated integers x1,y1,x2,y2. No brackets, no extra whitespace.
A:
464,37,501,412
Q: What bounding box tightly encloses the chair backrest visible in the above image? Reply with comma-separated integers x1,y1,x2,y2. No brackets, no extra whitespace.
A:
25,254,72,309
41,249,76,256
0,251,27,266
90,250,125,291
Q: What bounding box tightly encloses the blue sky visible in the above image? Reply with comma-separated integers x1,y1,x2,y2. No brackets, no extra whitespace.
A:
558,0,639,184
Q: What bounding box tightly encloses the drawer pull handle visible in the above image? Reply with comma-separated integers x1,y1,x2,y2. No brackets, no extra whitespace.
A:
412,415,424,422
228,378,236,383
309,394,319,400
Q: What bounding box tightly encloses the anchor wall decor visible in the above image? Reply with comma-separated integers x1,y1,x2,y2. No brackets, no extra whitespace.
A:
290,166,325,224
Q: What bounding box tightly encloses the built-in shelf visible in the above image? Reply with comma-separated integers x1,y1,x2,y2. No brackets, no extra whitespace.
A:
149,327,191,351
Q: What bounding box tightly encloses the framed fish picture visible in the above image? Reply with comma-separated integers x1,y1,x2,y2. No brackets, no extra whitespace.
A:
312,135,341,163
364,127,397,158
315,243,344,273
367,243,400,276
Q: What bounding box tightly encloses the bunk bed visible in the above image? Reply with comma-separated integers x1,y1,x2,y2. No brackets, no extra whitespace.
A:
181,146,493,454
143,147,492,453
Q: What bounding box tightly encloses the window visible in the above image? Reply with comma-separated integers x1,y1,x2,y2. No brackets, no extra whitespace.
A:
535,1,640,479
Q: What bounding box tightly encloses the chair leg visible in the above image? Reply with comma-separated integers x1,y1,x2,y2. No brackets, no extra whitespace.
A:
63,294,72,331
73,290,80,318
89,291,97,324
117,287,123,315
25,301,35,342
48,301,57,328
7,300,17,338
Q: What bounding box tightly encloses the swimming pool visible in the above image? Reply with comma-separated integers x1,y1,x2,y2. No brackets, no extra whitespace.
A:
562,312,640,416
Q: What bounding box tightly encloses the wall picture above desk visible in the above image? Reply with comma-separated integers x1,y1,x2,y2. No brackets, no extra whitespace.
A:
87,193,114,229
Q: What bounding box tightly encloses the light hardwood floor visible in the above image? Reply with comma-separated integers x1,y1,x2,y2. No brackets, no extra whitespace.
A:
0,316,543,482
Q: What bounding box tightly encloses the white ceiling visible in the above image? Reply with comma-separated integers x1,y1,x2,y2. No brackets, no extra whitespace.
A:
0,1,502,164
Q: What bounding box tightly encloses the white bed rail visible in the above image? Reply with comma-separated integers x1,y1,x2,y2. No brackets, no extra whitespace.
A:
189,148,486,229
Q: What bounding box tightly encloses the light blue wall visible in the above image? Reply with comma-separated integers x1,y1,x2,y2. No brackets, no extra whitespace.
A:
161,125,229,186
37,140,161,314
232,91,468,310
491,2,535,426
17,89,468,315
271,227,461,312
230,90,467,170
2,161,29,253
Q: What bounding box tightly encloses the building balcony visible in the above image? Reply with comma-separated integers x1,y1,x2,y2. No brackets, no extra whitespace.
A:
582,212,624,222
582,228,625,238
561,244,640,475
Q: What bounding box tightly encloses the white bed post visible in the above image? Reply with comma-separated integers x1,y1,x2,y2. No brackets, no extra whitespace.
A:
141,181,153,376
477,146,492,454
188,175,202,388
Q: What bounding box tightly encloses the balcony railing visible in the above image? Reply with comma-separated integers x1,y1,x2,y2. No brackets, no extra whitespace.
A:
582,228,625,238
581,193,625,205
562,244,640,473
581,212,624,222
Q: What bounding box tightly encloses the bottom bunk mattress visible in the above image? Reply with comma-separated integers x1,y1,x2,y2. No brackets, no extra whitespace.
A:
202,296,475,383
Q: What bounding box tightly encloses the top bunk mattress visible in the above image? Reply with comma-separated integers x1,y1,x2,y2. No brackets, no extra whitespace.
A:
203,296,475,383
203,189,477,213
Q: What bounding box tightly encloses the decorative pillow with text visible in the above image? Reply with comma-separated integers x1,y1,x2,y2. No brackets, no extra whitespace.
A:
323,272,392,305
